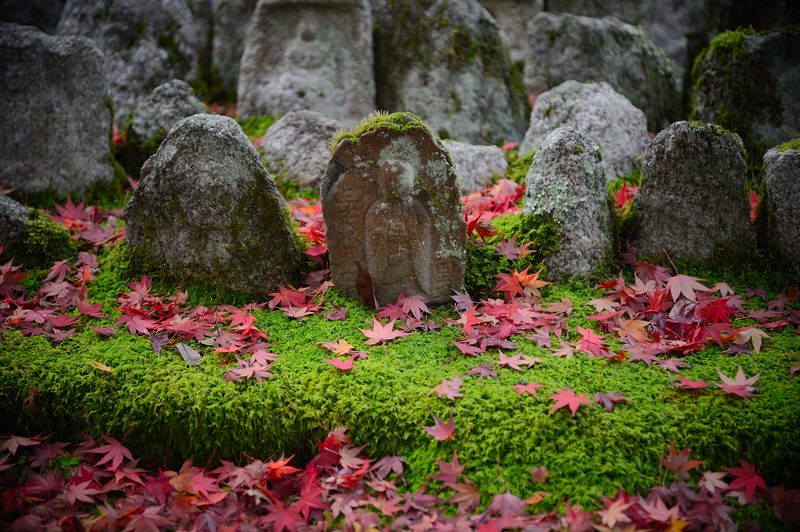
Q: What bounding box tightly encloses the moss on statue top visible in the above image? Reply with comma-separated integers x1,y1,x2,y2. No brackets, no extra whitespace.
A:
777,138,800,152
330,111,434,152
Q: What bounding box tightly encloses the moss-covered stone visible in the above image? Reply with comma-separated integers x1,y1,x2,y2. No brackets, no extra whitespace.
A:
123,114,304,294
691,27,800,160
372,0,528,143
3,211,77,269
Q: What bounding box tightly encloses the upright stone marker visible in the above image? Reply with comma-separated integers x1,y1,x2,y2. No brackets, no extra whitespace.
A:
237,0,375,123
0,23,113,195
632,121,756,261
523,127,611,279
764,141,800,269
321,113,466,307
124,114,302,293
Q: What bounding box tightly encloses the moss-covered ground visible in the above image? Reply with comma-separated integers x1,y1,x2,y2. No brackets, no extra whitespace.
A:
2,240,798,513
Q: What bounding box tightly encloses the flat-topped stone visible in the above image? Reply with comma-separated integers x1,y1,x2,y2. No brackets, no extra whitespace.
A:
124,114,302,293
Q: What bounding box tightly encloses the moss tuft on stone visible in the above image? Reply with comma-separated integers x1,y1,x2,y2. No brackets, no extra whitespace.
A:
4,211,77,269
330,111,434,152
777,138,800,152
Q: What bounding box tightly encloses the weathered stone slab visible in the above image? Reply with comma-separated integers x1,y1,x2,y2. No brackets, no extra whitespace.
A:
479,0,543,63
237,0,375,123
57,0,202,123
520,80,649,183
764,141,800,268
692,27,800,154
124,114,302,293
261,110,342,189
0,23,113,195
524,13,681,131
0,195,29,247
129,80,206,146
321,113,466,307
373,0,527,144
444,140,508,193
523,127,611,279
632,121,756,261
210,0,257,97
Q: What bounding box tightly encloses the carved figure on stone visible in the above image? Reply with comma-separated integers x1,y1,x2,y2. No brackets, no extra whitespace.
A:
321,114,465,307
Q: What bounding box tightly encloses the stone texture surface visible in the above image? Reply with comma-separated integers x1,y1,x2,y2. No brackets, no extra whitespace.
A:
0,0,65,32
124,114,302,292
632,121,756,261
764,145,800,268
57,0,202,123
0,23,113,195
237,0,375,123
478,0,543,62
373,0,527,144
261,111,342,189
129,80,206,144
0,195,30,246
444,140,507,193
523,127,611,279
692,27,800,153
524,13,681,131
520,80,649,183
321,118,466,306
211,0,257,97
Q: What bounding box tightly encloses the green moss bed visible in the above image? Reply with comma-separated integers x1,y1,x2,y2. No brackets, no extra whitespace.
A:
2,244,799,514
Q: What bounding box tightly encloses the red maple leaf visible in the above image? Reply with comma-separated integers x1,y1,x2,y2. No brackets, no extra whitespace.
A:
398,293,430,320
698,297,737,323
423,411,455,440
514,381,544,397
88,435,134,471
359,318,410,345
259,500,304,532
266,455,302,482
727,460,767,503
717,367,759,399
117,312,158,335
433,376,463,400
748,189,760,222
673,375,708,391
665,274,710,302
661,443,704,476
576,326,609,357
496,235,532,260
549,389,591,416
326,356,355,372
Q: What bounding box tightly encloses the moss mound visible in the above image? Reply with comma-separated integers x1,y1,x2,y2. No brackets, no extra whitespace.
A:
2,247,799,510
330,111,433,152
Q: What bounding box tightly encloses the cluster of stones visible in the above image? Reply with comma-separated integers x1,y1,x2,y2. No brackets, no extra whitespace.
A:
1,0,799,299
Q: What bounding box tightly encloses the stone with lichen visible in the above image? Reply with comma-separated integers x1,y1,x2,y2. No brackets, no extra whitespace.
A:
692,27,800,154
124,114,302,293
520,80,649,183
237,0,375,123
632,121,756,261
764,142,800,269
0,22,114,195
372,0,527,144
261,110,342,189
523,127,611,279
57,0,203,123
321,112,466,307
0,195,30,247
524,13,681,131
